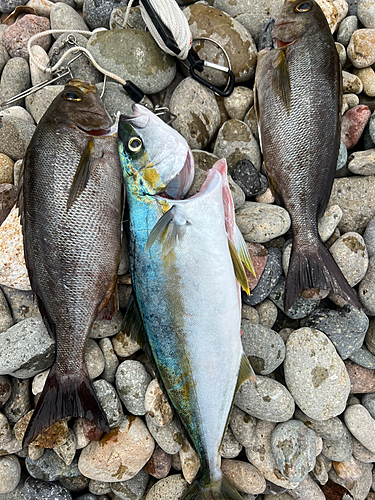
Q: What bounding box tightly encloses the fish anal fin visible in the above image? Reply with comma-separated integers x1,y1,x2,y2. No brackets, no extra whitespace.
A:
146,206,189,257
181,473,243,500
228,238,250,295
272,49,291,114
67,139,101,209
121,293,147,350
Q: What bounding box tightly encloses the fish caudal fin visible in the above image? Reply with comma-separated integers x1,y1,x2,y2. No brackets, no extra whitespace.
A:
181,477,243,500
284,239,361,311
22,364,109,447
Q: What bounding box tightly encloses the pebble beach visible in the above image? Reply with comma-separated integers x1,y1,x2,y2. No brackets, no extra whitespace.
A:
1,0,375,499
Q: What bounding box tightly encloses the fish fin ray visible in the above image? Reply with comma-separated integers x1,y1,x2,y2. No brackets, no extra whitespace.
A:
145,206,175,252
146,206,188,257
181,476,243,500
228,238,250,295
272,49,291,114
235,226,255,277
97,282,118,320
121,292,147,350
284,239,361,311
67,139,100,209
22,363,109,447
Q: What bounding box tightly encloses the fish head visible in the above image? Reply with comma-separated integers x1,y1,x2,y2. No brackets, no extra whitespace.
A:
273,0,328,47
55,79,113,134
118,104,194,199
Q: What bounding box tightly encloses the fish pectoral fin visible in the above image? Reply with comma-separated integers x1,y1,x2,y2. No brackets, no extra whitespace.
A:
121,292,147,350
228,238,250,295
236,354,256,393
272,49,291,114
67,139,102,209
236,225,255,277
146,205,189,257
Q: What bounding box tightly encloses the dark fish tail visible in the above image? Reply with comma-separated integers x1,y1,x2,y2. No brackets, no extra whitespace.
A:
181,475,243,500
284,238,361,311
23,363,109,447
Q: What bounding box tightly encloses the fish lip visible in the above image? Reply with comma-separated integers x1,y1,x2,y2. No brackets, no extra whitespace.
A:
77,125,113,136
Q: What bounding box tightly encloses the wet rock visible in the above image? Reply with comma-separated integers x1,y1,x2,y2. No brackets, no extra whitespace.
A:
230,159,268,199
144,379,173,428
93,379,123,428
145,474,188,500
345,359,375,392
2,14,50,59
144,445,172,479
321,424,353,462
240,321,285,375
221,459,266,494
26,450,80,481
110,469,150,500
236,203,290,243
347,28,375,68
116,360,151,416
294,408,345,440
271,420,317,483
213,120,261,172
284,328,350,420
235,375,294,423
23,477,73,500
145,414,183,455
78,416,154,482
3,378,30,424
243,247,282,306
269,276,320,320
344,404,375,453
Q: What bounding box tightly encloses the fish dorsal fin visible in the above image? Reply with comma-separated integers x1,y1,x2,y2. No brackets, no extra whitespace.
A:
121,293,147,350
67,139,102,209
272,49,291,114
146,205,189,257
236,225,256,277
228,237,250,295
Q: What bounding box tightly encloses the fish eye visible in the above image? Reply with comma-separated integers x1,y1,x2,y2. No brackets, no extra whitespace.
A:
128,137,143,153
295,1,312,12
63,92,82,102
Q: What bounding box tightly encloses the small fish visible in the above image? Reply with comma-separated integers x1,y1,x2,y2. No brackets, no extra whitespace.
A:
20,79,123,446
118,104,252,500
255,0,360,311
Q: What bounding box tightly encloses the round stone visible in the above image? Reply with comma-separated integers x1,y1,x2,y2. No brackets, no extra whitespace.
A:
50,3,89,35
362,393,375,418
284,328,350,420
358,0,375,28
348,345,375,368
236,203,290,244
294,408,345,441
243,247,282,306
0,57,30,109
145,474,188,500
269,275,320,320
345,359,375,393
26,449,80,482
321,424,353,462
144,379,173,428
330,232,368,286
224,87,254,121
271,420,317,483
230,159,268,198
0,183,17,227
23,477,73,500
110,469,150,500
342,71,363,94
2,15,50,60
348,29,375,68
98,338,119,385
54,429,77,466
359,256,375,313
337,15,358,45
90,310,123,339
229,406,256,448
92,379,123,428
221,459,266,495
255,299,278,328
179,438,200,484
85,339,105,380
349,149,375,176
83,0,127,29
287,473,325,500
364,218,375,258
0,455,20,494
0,115,36,161
354,67,375,97
344,404,375,453
0,154,13,184
341,105,371,149
25,85,64,124
145,414,183,455
220,427,242,459
116,360,151,415
336,42,346,66
318,205,343,242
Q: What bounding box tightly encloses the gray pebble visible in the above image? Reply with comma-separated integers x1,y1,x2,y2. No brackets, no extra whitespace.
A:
329,458,373,500
85,339,105,380
93,379,123,428
50,3,89,36
241,304,260,323
344,403,375,453
144,379,173,428
362,393,375,419
110,469,150,500
0,116,36,161
23,477,73,500
236,203,290,243
0,27,9,76
241,321,285,375
1,286,41,323
110,5,147,30
336,42,347,67
321,424,353,462
0,106,33,124
213,119,261,171
255,299,278,328
306,305,369,359
358,0,375,28
0,57,30,109
364,217,375,258
98,338,119,384
269,276,320,320
228,175,246,210
235,375,294,422
0,376,11,407
318,205,343,243
220,427,242,458
116,360,151,415
243,248,282,306
337,15,358,45
348,149,375,175
3,378,30,424
75,495,97,500
336,140,348,170
26,450,80,481
0,288,13,334
330,232,368,287
90,310,123,339
224,86,254,121
0,412,12,445
95,82,135,121
230,159,268,199
271,420,317,483
229,406,256,448
287,473,325,500
352,436,375,462
348,345,375,368
0,455,21,494
83,0,127,29
294,408,345,441
89,479,111,495
54,429,77,466
25,86,64,124
145,474,188,500
359,255,375,314
145,414,183,455
59,474,90,492
170,77,220,150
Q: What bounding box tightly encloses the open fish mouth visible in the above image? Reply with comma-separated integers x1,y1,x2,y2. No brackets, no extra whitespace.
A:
156,149,194,200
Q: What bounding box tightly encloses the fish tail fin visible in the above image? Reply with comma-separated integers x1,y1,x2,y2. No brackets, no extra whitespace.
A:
22,363,109,447
284,238,361,311
182,476,243,500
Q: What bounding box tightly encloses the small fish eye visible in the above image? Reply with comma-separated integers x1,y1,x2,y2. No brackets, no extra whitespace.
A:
295,1,312,12
63,92,82,102
128,137,143,153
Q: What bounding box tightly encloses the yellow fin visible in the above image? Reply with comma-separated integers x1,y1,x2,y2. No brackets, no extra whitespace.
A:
228,238,250,295
272,49,291,114
146,206,188,257
236,226,256,277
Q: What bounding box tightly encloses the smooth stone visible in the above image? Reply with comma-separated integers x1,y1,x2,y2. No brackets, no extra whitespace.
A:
312,454,330,485
144,379,173,428
116,360,151,416
295,408,345,440
354,67,375,97
169,77,220,150
0,57,30,108
329,175,375,234
145,414,183,455
92,379,123,428
241,321,285,375
244,242,268,292
26,450,80,481
235,375,295,422
305,305,369,359
1,286,40,322
221,459,266,494
342,71,363,95
83,0,127,29
2,377,30,424
336,140,348,171
332,455,362,481
112,328,141,358
341,105,371,149
0,317,54,378
321,424,353,461
110,469,150,500
179,438,199,484
144,444,172,479
72,419,90,450
228,175,246,210
236,203,290,244
318,205,343,242
269,276,320,320
328,459,373,500
98,338,118,385
87,29,175,94
243,247,282,306
54,429,77,466
344,404,375,453
241,305,259,324
50,2,89,35
14,410,69,448
26,0,55,16
220,427,242,459
0,375,11,407
284,328,350,420
25,85,63,124
255,299,278,328
85,339,104,380
287,473,326,500
345,359,375,392
348,345,375,368
336,42,346,67
110,5,147,30
364,217,375,257
353,436,375,462
245,420,298,489
358,0,375,28
230,159,268,198
145,474,188,500
90,310,122,339
365,318,375,354
343,93,360,109
0,26,9,76
0,183,17,226
348,28,375,68
229,406,256,448
78,416,154,482
48,33,102,86
0,455,20,494
0,153,13,184
337,15,358,45
362,393,375,418
224,87,254,121
59,474,90,493
214,120,261,172
0,116,36,161
88,479,111,495
349,149,375,176
95,82,135,121
23,477,73,500
271,420,317,483
184,3,257,85
2,14,50,59
359,256,375,314
0,106,33,124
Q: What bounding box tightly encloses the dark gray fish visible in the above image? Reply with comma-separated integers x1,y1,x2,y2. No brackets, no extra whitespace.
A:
20,79,123,446
255,0,360,311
